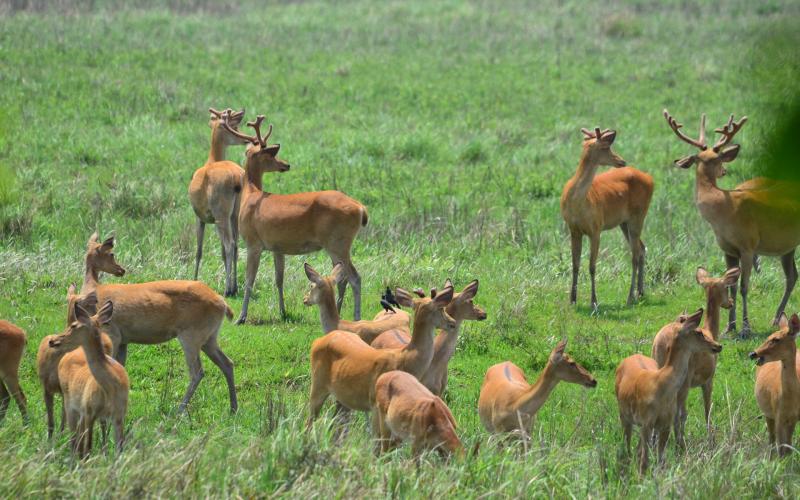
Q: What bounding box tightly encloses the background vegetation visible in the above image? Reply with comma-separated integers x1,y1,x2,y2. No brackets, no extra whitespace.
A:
1,0,799,497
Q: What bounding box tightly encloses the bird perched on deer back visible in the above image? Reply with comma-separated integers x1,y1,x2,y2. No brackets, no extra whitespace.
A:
381,287,401,313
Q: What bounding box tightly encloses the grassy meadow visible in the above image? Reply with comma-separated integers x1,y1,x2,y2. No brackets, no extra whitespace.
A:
1,0,800,497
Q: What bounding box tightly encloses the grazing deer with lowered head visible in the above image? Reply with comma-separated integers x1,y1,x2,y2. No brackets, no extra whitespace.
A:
749,313,800,458
663,110,800,337
615,309,720,473
189,107,250,297
374,370,464,458
306,286,456,429
80,232,237,414
478,339,596,435
652,267,739,448
220,112,368,322
0,320,28,425
561,127,654,309
371,279,486,396
302,262,410,342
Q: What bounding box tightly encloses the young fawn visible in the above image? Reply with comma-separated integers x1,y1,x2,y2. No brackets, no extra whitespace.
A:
561,127,654,308
302,262,410,342
371,279,487,396
0,320,28,424
478,339,596,435
54,297,129,456
615,309,720,472
374,370,464,459
651,267,739,447
750,313,800,457
307,286,456,429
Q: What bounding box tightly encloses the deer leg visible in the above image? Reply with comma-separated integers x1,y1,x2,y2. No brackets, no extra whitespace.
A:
193,219,205,281
306,386,329,430
626,231,643,306
273,252,286,319
766,417,776,456
84,416,95,457
569,231,582,305
637,240,646,298
739,252,754,338
216,221,236,297
589,234,600,310
656,424,670,468
100,420,109,452
236,246,263,325
774,250,798,325
114,415,125,455
201,337,238,414
3,375,27,424
177,342,204,414
44,391,55,439
620,415,632,457
60,403,66,433
702,379,714,434
231,202,240,297
674,382,689,451
344,260,362,321
638,426,651,473
116,343,128,366
0,381,9,423
725,254,740,334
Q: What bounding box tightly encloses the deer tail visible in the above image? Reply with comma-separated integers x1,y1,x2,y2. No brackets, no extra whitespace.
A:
361,206,369,227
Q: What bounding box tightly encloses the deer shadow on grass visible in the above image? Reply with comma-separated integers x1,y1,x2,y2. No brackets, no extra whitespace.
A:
574,297,667,321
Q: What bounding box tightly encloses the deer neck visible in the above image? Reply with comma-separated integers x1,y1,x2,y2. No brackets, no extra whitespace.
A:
316,291,341,334
513,362,560,416
694,169,728,220
704,294,723,340
81,330,116,393
207,129,227,164
81,260,101,295
568,151,600,198
656,341,695,397
244,160,264,192
398,311,438,376
780,344,800,405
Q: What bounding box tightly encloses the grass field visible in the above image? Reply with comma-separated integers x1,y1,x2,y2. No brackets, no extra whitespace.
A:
1,0,800,497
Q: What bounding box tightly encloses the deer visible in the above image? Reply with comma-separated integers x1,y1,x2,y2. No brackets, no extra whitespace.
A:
371,279,487,396
651,267,740,448
219,112,368,323
374,370,464,459
560,127,654,309
478,339,596,436
0,319,28,425
749,313,800,458
54,297,128,456
79,232,237,414
615,309,721,473
663,110,800,337
306,286,456,431
302,262,410,342
189,107,250,297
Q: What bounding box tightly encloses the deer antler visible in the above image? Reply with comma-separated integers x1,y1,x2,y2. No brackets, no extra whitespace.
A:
580,127,613,141
247,115,273,148
219,110,259,145
663,109,708,151
712,114,747,152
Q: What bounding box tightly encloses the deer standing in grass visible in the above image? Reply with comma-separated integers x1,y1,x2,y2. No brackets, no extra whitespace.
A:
55,298,128,456
615,309,720,473
189,108,250,297
478,339,596,435
371,279,487,396
651,267,739,447
0,320,28,424
306,286,456,429
561,128,654,309
749,313,800,458
663,110,800,336
374,370,464,458
220,112,368,323
79,232,237,414
302,262,410,342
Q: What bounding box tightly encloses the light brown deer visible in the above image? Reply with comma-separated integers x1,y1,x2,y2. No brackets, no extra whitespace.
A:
374,370,464,458
189,107,249,297
302,262,410,342
220,113,368,322
80,232,237,413
561,127,654,309
663,110,800,336
615,309,720,472
55,298,128,456
651,267,740,447
306,286,456,428
478,340,596,435
371,279,486,396
0,319,27,424
750,313,800,458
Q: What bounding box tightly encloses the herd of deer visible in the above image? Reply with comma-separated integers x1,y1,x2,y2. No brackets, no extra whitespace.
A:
1,107,799,472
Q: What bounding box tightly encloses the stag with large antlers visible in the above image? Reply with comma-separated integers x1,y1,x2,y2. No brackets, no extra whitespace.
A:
188,107,249,297
221,112,368,322
560,127,654,309
663,109,800,336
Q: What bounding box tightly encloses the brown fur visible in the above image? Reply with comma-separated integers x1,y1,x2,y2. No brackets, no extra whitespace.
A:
0,320,27,424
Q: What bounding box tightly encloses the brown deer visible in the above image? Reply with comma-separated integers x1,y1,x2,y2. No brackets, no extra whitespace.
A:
302,262,410,342
750,313,800,458
54,298,128,456
0,320,27,424
374,370,464,458
306,286,456,429
651,267,740,447
478,340,596,435
561,127,654,309
371,279,486,396
615,309,720,472
663,110,800,336
80,232,237,414
220,112,368,322
189,107,250,297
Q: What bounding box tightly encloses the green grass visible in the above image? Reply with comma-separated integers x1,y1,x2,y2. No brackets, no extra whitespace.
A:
1,0,800,497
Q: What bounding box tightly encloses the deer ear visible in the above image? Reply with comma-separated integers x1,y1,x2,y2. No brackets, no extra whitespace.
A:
304,263,322,284
96,300,114,325
675,156,696,169
599,130,616,144
74,303,92,323
677,308,688,323
460,279,479,300
79,291,98,316
443,278,453,289
101,235,115,251
724,267,741,286
790,314,800,335
682,308,704,331
718,144,740,163
695,267,709,285
778,312,789,330
433,286,454,308
67,284,76,299
264,144,281,156
88,232,99,246
330,262,347,284
394,288,414,308
550,339,567,362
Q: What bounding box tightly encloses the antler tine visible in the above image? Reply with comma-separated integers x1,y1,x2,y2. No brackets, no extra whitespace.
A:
712,114,748,151
246,115,273,148
209,107,223,118
663,109,707,150
698,113,706,147
220,109,258,145
594,127,602,139
580,128,595,139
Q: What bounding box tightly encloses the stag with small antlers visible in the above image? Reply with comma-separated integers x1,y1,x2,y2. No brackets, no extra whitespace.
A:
663,109,800,336
220,111,368,322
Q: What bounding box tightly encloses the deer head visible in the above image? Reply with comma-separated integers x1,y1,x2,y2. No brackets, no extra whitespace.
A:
209,107,249,146
50,293,114,350
675,308,722,354
548,339,597,388
442,279,487,322
398,286,458,334
749,313,800,366
303,262,346,306
663,109,747,179
696,267,741,310
86,232,126,277
220,111,290,173
579,127,627,168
